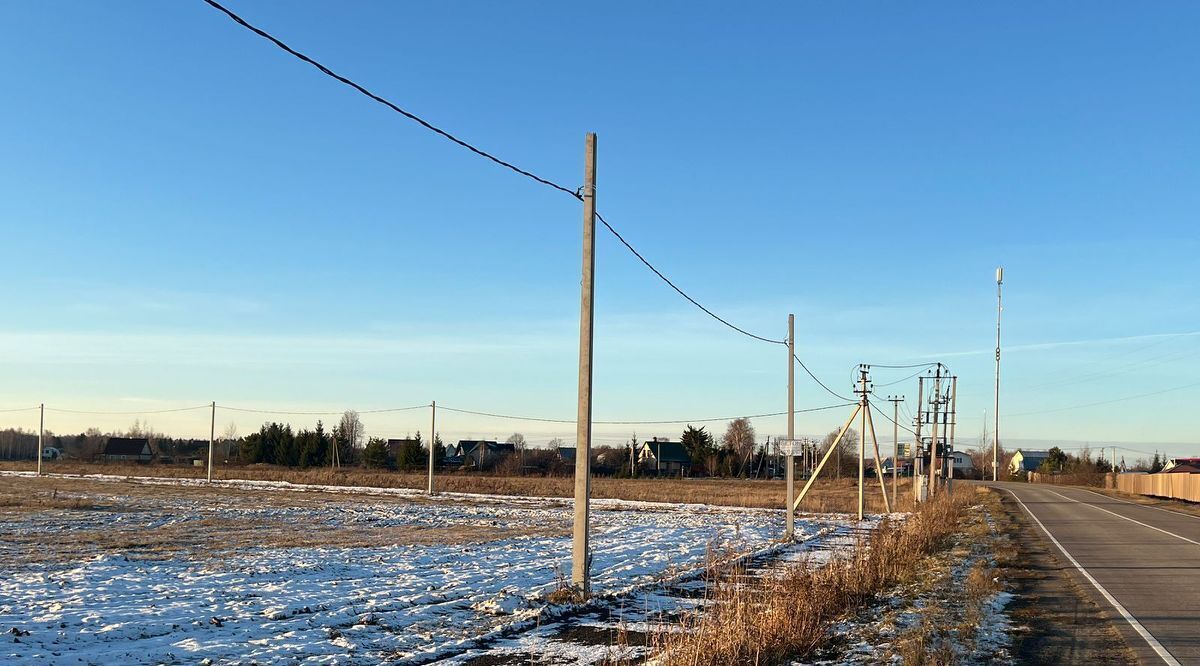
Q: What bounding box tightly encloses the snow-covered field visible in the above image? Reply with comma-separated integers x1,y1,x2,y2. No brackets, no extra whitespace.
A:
0,472,841,665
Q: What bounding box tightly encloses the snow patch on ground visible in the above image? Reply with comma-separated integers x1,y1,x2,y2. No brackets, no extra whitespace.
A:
0,472,840,665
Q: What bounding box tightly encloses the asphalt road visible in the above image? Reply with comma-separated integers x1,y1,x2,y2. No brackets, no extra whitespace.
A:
988,482,1200,665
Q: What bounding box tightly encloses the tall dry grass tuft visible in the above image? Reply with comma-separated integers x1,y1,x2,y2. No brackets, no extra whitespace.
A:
653,489,971,665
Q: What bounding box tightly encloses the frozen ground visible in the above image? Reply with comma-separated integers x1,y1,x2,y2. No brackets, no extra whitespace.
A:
0,472,845,665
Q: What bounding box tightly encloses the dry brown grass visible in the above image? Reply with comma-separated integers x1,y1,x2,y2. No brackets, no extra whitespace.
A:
1,461,912,513
651,489,971,665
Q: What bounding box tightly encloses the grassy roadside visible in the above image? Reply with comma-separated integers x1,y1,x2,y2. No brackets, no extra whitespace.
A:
0,461,910,513
646,488,974,665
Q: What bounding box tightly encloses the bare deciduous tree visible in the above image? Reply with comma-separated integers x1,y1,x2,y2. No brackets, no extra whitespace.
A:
338,410,364,450
722,418,756,477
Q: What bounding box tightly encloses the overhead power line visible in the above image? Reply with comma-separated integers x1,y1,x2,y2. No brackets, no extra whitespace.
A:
1004,380,1200,417
438,402,853,425
594,212,783,345
45,405,211,415
200,0,783,347
200,0,574,198
868,400,918,438
216,404,427,416
795,354,854,402
0,406,39,413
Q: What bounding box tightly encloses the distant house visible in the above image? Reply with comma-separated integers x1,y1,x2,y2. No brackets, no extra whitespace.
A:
453,440,515,468
386,438,420,457
950,451,974,474
41,447,63,461
881,457,913,476
100,437,152,463
637,438,691,476
1009,449,1049,475
556,446,576,464
1162,457,1200,474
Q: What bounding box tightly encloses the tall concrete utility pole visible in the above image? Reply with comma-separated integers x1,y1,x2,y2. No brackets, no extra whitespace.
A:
914,375,925,504
572,132,597,594
37,403,44,477
207,401,216,482
856,366,869,520
428,401,437,494
785,314,795,540
929,368,942,496
994,266,1003,481
947,377,957,489
888,395,904,509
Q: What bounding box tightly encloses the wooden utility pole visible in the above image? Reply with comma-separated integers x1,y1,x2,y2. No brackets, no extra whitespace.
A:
572,132,597,594
888,395,904,509
785,313,795,540
427,401,437,494
36,403,44,477
207,401,216,482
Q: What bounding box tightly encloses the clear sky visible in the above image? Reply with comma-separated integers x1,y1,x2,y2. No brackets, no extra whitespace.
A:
1,2,1197,459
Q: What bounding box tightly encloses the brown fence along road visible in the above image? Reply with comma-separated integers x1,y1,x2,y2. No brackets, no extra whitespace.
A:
1111,473,1200,503
1027,472,1200,503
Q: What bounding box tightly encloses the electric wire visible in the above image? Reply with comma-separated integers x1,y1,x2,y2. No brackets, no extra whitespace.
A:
1004,380,1200,417
45,405,211,415
795,354,854,402
867,399,919,437
438,402,853,425
200,0,575,198
0,406,40,413
593,211,784,345
200,0,784,348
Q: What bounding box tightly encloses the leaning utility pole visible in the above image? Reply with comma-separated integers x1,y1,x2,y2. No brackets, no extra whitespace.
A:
785,313,795,540
36,403,44,477
572,133,597,594
888,395,904,509
994,266,1003,481
427,400,437,494
207,401,216,482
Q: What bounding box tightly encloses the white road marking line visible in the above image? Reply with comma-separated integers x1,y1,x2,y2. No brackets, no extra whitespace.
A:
1075,487,1200,522
1003,488,1182,666
1045,489,1200,546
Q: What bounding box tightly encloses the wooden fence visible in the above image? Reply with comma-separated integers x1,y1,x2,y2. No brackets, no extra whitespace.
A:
1108,472,1200,503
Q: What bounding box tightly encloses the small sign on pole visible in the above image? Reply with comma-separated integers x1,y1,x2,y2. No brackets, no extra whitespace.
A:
778,439,804,458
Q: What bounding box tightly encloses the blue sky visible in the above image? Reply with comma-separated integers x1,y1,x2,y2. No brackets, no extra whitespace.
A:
1,2,1197,458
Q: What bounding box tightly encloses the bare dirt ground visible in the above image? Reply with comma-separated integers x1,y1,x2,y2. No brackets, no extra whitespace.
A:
0,475,559,564
994,490,1138,665
0,461,911,513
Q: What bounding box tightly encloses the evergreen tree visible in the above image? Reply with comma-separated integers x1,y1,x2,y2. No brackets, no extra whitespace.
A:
396,433,425,471
680,425,715,471
363,437,391,469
